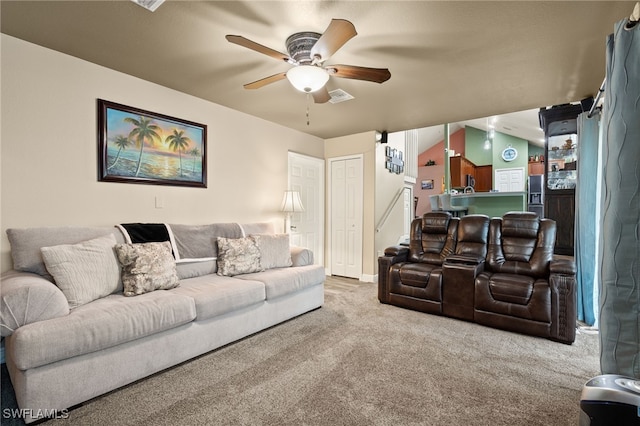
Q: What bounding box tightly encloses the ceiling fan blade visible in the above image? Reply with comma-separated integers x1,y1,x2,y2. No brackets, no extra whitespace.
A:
243,72,287,90
327,64,391,83
226,35,291,63
310,19,357,62
312,87,331,104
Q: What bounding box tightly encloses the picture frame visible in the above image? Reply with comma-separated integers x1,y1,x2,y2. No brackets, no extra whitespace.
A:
98,99,207,187
421,179,434,190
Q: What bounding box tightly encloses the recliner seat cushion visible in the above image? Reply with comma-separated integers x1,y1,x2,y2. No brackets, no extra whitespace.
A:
475,272,551,323
396,263,437,288
389,263,442,301
487,274,534,305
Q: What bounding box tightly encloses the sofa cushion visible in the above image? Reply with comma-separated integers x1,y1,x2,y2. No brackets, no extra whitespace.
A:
216,236,263,276
6,226,124,279
10,290,196,370
170,275,266,320
41,235,122,309
252,234,292,269
175,259,217,280
235,264,325,300
115,242,180,296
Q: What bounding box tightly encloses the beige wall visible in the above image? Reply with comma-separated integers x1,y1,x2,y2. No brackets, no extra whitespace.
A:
374,131,407,274
324,131,377,280
0,35,324,272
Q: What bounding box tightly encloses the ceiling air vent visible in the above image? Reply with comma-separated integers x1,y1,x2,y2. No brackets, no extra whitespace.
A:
131,0,165,12
328,89,354,104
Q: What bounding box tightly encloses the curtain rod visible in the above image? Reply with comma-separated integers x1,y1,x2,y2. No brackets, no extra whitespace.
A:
588,78,606,118
631,2,640,23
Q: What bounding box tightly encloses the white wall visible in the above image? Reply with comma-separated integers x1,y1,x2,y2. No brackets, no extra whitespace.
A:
374,131,407,274
0,35,324,271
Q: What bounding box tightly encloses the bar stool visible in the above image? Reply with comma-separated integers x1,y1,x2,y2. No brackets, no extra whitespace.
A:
439,193,468,217
429,195,441,212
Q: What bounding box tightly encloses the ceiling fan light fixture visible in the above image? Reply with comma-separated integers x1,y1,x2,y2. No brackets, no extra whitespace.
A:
286,65,330,93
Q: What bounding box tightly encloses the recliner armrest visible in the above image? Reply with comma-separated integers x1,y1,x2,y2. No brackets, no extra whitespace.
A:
378,246,409,304
384,245,409,259
550,257,576,275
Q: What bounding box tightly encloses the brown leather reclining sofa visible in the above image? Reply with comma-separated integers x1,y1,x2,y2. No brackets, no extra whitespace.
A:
378,211,576,344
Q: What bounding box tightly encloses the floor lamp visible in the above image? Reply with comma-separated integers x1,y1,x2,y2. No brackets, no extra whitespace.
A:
280,190,305,234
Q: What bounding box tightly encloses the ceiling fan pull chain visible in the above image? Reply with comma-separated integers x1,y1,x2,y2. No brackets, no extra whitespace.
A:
306,93,311,126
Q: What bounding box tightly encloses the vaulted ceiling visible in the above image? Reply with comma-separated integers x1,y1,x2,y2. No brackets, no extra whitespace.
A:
1,1,634,140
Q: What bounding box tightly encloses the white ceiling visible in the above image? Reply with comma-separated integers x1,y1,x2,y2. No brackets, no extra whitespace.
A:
1,1,634,140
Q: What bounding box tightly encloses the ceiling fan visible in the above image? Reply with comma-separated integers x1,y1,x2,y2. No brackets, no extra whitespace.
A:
226,19,391,104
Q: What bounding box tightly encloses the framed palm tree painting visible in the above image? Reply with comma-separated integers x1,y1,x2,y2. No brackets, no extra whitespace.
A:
98,99,207,188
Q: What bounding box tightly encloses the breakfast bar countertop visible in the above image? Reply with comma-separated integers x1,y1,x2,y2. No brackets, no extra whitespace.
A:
450,191,527,217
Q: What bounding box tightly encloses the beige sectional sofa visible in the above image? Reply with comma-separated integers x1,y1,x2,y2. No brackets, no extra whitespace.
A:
0,222,325,423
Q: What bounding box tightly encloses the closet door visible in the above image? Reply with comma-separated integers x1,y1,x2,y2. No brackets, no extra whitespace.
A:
330,157,363,279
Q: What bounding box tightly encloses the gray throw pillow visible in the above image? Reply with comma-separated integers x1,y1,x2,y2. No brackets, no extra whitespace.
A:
252,234,292,269
216,236,263,277
115,241,180,296
41,234,121,309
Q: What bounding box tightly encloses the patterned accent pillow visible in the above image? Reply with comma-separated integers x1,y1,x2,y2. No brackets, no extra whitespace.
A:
216,236,263,277
114,241,180,296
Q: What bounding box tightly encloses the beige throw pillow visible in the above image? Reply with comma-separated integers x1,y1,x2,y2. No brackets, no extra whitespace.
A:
41,234,121,309
114,241,180,296
252,234,292,269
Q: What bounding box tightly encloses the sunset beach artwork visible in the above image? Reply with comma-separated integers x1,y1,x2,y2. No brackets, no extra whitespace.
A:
98,99,207,188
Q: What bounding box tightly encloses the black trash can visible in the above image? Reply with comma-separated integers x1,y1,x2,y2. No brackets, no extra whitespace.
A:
579,375,640,425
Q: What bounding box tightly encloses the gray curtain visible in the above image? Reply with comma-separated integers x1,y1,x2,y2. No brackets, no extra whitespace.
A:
599,18,640,378
576,112,599,326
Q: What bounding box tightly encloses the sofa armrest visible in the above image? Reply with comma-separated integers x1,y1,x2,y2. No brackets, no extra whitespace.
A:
290,246,314,267
1,270,69,337
550,257,576,275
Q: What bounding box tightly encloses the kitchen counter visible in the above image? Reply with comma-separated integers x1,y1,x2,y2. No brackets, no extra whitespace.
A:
450,191,527,217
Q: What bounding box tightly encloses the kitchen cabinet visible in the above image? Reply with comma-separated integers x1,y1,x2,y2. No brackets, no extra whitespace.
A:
539,104,583,256
475,165,493,192
450,155,476,189
528,161,544,175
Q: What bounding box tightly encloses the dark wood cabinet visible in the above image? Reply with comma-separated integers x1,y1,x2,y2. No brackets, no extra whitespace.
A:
545,190,576,255
475,165,493,192
450,156,476,188
539,104,584,256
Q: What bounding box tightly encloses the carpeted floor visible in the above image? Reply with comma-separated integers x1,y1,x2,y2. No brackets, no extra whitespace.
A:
2,277,600,425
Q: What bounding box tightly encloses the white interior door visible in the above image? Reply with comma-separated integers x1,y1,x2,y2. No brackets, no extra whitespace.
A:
330,157,363,279
495,167,525,192
288,152,324,266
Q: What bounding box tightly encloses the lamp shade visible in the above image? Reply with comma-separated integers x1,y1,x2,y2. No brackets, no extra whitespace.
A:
286,65,329,93
280,190,305,212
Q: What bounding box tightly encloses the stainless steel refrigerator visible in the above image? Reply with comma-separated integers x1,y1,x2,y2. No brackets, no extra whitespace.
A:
528,175,544,217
